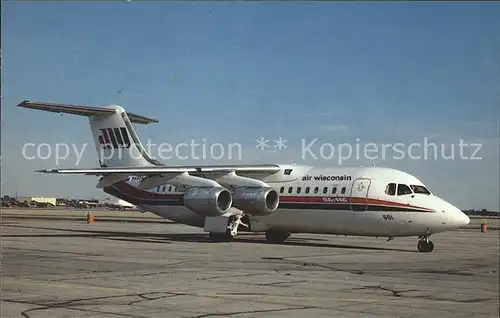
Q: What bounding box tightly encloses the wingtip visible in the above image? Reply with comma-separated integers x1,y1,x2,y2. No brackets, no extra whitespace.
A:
35,168,59,173
18,99,31,107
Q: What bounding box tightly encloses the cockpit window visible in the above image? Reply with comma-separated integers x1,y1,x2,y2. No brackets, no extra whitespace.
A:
411,185,431,195
385,183,396,196
397,184,413,196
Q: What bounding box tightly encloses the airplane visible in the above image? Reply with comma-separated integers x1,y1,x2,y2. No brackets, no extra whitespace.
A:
18,100,471,253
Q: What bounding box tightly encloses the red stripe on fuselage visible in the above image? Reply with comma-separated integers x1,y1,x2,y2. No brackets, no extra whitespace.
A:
280,195,433,211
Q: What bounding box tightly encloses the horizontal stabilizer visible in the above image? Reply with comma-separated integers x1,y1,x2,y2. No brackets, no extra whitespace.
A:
18,100,158,124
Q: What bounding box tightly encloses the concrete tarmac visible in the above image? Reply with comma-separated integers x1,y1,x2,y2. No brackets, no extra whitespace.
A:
1,218,499,318
3,208,499,229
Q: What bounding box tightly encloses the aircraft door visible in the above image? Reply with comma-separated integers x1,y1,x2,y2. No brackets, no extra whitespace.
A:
350,178,371,211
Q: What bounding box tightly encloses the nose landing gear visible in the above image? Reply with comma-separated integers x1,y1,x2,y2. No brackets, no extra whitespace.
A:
417,235,434,252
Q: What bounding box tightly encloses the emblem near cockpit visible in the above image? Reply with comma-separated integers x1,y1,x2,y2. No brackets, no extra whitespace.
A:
357,182,365,192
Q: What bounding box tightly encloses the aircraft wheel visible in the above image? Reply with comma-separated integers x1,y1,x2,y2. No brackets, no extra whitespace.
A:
417,240,434,252
265,231,290,244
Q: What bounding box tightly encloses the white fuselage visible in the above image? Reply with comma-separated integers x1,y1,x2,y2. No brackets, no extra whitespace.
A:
20,100,470,251
109,166,469,238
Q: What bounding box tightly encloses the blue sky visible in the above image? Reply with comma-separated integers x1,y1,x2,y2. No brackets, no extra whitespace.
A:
3,2,499,210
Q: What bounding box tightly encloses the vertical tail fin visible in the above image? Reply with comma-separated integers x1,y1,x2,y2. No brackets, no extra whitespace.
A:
18,100,163,168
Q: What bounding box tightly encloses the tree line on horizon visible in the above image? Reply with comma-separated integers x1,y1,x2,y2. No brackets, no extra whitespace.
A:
463,209,499,217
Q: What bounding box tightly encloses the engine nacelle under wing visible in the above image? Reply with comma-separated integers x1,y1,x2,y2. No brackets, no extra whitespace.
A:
232,187,279,216
183,187,232,217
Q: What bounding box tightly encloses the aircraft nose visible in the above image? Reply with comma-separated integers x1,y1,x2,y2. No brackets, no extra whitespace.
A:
459,211,470,226
452,207,470,227
437,197,470,228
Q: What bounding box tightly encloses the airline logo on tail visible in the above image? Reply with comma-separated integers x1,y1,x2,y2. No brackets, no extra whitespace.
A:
98,127,131,149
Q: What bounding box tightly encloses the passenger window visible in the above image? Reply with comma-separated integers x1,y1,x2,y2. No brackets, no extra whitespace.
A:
385,183,396,196
305,187,310,193
341,187,346,194
332,187,337,194
323,187,328,194
297,187,301,194
397,184,413,196
288,187,293,193
280,187,284,193
314,187,319,193
162,185,166,192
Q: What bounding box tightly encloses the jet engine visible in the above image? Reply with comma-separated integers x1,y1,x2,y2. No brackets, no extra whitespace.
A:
232,187,280,216
183,187,233,217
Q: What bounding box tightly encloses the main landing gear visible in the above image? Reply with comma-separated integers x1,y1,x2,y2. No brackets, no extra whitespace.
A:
417,235,434,253
207,214,245,242
205,213,292,244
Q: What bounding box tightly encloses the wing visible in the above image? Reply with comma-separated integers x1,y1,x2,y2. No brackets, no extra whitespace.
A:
36,164,281,176
36,165,283,188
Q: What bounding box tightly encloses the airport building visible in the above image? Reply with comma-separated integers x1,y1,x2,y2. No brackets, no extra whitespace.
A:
16,196,57,206
105,198,137,209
